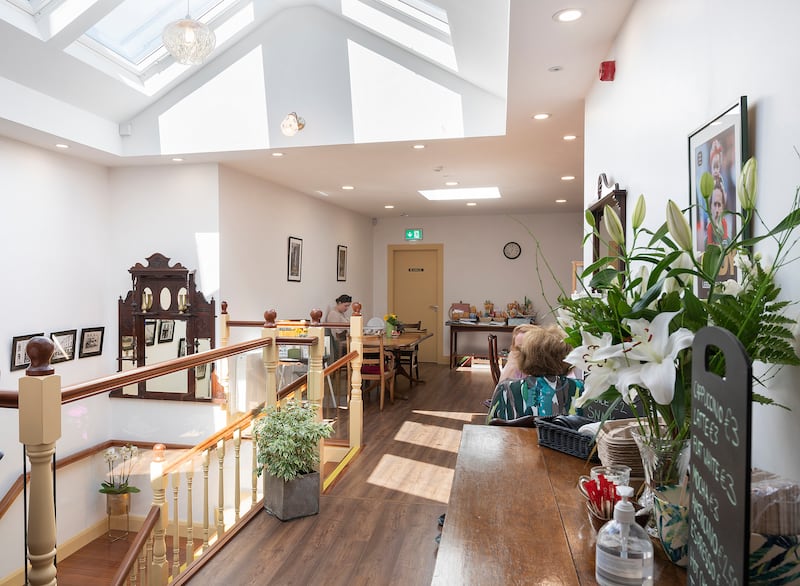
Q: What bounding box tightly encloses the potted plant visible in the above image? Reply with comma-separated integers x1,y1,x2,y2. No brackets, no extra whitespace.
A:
100,444,140,516
254,399,333,521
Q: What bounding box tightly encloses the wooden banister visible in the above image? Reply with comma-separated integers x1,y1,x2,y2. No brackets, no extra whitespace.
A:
110,505,161,586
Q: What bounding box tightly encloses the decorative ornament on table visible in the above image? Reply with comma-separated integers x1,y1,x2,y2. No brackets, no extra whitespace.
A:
383,313,399,338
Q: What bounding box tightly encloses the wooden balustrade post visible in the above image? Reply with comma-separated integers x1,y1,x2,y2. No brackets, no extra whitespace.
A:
262,309,278,407
349,305,364,449
216,439,225,538
185,461,195,563
307,316,325,470
171,471,181,578
202,449,210,551
233,428,241,522
219,301,231,409
150,444,169,586
18,337,60,586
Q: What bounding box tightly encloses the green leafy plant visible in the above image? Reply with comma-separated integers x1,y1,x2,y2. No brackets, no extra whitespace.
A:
99,444,141,494
254,400,333,482
383,313,399,327
556,157,800,443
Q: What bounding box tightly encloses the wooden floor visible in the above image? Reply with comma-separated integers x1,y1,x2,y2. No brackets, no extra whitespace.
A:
56,363,495,586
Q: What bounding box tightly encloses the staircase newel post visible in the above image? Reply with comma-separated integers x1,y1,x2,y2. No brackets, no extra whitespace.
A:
349,304,364,449
263,309,278,407
150,444,169,585
308,309,325,468
18,337,59,586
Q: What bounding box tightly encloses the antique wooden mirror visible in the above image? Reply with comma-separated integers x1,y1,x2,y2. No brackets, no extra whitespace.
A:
114,253,216,400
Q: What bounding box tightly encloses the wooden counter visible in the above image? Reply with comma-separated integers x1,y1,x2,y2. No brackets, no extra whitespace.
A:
432,425,687,585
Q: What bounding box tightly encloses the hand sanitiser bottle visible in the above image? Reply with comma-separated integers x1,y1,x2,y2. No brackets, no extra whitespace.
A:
595,485,653,585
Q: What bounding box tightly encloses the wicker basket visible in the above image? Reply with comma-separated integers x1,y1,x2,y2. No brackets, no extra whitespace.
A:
535,416,599,461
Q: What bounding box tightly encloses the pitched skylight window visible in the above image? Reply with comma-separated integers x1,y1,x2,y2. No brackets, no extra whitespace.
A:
5,0,55,16
84,0,224,69
419,187,501,201
373,0,449,34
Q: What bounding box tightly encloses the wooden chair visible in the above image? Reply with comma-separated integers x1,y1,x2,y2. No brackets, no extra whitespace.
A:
352,335,396,410
397,320,422,383
488,334,501,387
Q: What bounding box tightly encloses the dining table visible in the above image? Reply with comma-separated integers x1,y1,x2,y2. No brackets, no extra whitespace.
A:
382,330,433,386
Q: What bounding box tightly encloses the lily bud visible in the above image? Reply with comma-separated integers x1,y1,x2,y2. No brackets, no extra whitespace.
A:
737,157,757,210
666,200,692,251
699,172,715,201
603,205,625,246
585,209,596,229
632,194,646,230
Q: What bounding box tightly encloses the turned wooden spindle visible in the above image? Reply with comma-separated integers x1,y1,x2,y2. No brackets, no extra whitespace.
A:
310,308,323,324
263,309,277,327
221,300,228,314
352,302,362,316
25,336,55,377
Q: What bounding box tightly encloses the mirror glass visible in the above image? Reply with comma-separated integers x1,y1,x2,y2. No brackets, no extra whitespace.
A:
177,287,188,312
159,287,172,311
142,287,154,312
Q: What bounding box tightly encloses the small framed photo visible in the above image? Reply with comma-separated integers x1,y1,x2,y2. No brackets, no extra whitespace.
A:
337,245,347,282
178,338,187,357
10,333,44,371
78,327,105,358
158,320,175,343
288,236,303,282
195,363,207,380
50,329,77,363
144,320,157,346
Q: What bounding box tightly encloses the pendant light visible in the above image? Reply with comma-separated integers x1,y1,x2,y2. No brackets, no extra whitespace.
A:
162,0,216,65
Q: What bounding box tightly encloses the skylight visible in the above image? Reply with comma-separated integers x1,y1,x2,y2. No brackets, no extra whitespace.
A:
5,0,54,15
419,187,501,201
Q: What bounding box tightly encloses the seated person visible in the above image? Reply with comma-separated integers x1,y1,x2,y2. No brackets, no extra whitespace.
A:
487,325,584,427
498,323,539,382
324,294,352,359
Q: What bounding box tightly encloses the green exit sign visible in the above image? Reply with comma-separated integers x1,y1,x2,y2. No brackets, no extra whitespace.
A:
405,228,423,241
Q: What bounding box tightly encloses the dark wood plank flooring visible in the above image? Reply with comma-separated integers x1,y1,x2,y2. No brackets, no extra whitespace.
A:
56,363,494,586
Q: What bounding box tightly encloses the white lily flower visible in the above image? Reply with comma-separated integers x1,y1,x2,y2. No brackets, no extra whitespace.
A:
719,279,742,297
662,250,694,294
602,311,694,405
566,331,627,406
556,307,576,330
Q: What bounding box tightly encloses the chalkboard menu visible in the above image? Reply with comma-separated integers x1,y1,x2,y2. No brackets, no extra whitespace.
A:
580,396,639,422
689,326,752,586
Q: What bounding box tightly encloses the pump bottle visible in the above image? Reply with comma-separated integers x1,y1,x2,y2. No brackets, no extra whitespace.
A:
595,485,653,585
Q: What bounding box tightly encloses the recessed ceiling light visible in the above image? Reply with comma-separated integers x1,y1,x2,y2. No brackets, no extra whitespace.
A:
563,135,577,141
413,144,425,149
553,8,582,22
271,152,284,157
342,185,355,190
532,113,550,120
561,175,576,181
419,186,501,201
445,181,459,186
556,199,567,203
172,157,184,162
385,205,395,209
547,65,563,72
55,143,69,149
466,202,477,207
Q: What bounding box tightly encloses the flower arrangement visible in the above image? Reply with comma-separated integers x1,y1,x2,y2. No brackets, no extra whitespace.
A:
558,157,800,444
383,313,399,328
254,399,333,481
99,444,141,494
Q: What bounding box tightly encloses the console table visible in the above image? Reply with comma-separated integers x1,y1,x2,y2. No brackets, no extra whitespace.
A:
432,425,687,584
447,321,514,368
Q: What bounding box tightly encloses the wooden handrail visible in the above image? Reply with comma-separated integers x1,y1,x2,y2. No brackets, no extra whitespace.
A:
110,505,161,586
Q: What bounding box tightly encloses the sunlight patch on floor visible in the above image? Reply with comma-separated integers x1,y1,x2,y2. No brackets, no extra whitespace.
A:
366,454,454,503
393,420,462,453
412,409,480,422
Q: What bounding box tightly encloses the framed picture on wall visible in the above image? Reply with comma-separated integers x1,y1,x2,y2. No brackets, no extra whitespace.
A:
144,320,157,346
688,96,748,299
288,236,303,282
337,245,347,281
78,327,105,358
158,320,175,343
50,329,77,363
178,338,187,357
10,332,44,371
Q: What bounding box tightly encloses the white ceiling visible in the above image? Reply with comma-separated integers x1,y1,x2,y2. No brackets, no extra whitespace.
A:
0,0,634,218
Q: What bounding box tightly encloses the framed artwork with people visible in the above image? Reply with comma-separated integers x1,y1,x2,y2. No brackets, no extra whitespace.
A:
688,96,748,299
288,236,303,282
78,327,105,358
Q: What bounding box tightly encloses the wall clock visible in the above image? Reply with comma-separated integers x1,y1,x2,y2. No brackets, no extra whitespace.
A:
503,241,521,259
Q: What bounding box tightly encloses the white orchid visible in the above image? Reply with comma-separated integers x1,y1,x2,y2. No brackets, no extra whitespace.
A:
594,311,694,405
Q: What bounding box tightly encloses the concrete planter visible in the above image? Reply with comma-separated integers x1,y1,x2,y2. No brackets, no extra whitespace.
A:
263,471,320,521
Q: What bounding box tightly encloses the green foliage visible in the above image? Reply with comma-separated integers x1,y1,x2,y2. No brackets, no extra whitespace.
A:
253,399,333,482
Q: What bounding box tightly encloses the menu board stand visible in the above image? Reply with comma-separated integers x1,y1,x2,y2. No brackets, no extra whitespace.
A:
689,326,752,586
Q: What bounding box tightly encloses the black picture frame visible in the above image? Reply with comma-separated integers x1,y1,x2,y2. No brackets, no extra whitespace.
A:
78,327,105,358
689,96,748,298
50,329,77,363
158,320,175,343
144,320,157,346
337,245,347,281
288,236,303,282
10,333,44,371
178,338,187,357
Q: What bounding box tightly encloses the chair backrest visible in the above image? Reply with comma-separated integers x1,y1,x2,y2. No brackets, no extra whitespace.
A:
403,320,422,331
488,334,501,386
359,335,392,378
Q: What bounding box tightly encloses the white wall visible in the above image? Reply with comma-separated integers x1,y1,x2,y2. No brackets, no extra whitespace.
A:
372,212,582,357
584,0,800,480
218,165,374,342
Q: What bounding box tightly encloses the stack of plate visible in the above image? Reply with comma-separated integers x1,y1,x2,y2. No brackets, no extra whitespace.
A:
596,419,645,483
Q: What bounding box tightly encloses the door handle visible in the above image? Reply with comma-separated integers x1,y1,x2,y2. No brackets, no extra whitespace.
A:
430,305,439,312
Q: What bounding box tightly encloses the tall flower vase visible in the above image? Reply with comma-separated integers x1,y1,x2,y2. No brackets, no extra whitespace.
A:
631,428,691,567
385,323,394,338
106,493,131,542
